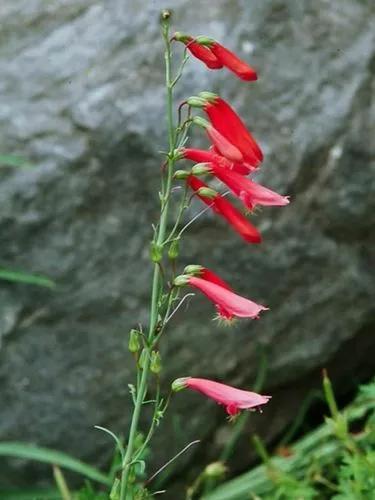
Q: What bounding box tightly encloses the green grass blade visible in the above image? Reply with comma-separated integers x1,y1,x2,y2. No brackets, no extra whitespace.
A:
0,155,34,169
0,442,111,486
0,269,55,288
0,489,60,499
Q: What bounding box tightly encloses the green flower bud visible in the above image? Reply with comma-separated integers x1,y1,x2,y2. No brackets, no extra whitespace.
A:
128,329,141,353
197,187,217,199
138,348,148,370
204,461,227,479
168,239,180,260
174,169,190,180
109,478,120,500
150,242,163,263
150,351,162,374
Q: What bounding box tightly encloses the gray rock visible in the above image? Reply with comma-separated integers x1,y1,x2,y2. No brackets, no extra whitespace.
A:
0,0,374,493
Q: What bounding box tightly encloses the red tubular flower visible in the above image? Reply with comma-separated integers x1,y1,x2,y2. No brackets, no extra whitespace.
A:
173,33,223,69
210,42,258,81
187,176,261,243
201,94,263,166
199,268,233,291
180,147,252,175
209,163,290,210
206,126,244,163
173,33,257,81
172,377,271,416
188,275,268,320
193,117,244,163
209,146,254,175
184,39,223,69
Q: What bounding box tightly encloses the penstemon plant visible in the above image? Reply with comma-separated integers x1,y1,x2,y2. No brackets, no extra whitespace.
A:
115,10,290,499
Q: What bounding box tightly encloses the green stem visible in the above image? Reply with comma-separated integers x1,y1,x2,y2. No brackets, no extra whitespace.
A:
119,15,175,499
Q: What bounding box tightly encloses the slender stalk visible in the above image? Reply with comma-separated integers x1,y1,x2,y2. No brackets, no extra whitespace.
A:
119,14,175,499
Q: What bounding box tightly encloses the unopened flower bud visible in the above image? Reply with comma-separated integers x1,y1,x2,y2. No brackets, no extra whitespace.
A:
173,275,189,287
174,170,190,180
150,242,163,263
160,9,172,21
109,478,120,500
204,461,227,479
138,348,148,370
172,377,189,392
128,329,141,353
191,163,211,175
197,187,217,199
150,351,162,374
187,96,206,108
184,264,203,275
168,239,179,260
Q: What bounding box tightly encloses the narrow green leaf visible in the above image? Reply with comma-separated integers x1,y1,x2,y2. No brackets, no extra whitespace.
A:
0,269,55,288
0,442,111,486
0,489,60,499
0,154,34,169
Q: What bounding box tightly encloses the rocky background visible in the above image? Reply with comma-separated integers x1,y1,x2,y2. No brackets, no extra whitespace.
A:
0,0,374,494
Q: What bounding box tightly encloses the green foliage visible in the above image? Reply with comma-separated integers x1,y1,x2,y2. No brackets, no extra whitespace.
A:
0,154,34,169
0,268,55,288
0,443,111,486
202,377,375,500
0,489,60,499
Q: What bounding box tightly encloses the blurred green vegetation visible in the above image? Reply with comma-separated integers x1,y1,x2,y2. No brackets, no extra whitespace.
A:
200,376,375,500
0,375,374,499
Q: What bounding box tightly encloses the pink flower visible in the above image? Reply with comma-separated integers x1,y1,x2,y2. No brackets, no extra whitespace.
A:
172,377,271,416
199,267,233,291
209,163,290,210
187,275,268,320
